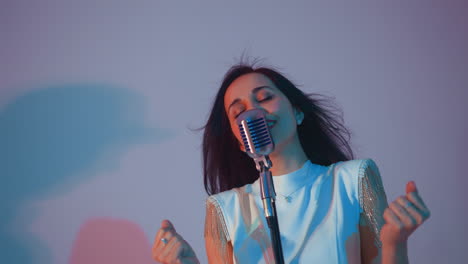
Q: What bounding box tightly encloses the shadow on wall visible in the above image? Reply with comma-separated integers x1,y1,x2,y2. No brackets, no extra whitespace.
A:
0,84,164,264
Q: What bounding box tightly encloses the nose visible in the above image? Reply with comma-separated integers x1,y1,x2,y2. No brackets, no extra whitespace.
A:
245,100,267,114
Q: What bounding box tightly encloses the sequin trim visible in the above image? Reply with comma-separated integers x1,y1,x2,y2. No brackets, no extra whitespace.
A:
358,159,388,248
204,196,233,263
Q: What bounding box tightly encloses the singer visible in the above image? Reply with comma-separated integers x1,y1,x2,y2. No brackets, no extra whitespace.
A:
152,63,430,264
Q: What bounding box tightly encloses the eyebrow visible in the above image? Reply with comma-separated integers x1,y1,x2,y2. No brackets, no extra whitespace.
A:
227,86,271,112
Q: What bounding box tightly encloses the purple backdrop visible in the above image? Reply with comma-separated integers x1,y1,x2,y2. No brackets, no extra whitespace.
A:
1,1,467,263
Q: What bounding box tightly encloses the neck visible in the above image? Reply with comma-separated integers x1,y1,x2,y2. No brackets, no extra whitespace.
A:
268,134,308,176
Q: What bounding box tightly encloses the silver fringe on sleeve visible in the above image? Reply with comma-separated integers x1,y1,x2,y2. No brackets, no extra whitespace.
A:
204,197,234,263
358,159,389,248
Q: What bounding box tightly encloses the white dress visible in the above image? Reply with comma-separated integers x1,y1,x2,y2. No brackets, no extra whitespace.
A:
204,159,388,264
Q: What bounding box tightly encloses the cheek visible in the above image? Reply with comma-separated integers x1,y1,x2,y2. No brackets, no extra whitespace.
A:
276,101,295,122
266,100,282,113
266,96,291,115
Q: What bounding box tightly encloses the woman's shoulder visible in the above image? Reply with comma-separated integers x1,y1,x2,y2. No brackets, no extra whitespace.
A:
327,158,381,195
206,183,252,209
331,158,379,177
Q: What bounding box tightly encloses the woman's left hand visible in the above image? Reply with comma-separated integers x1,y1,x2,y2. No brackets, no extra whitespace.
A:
380,181,431,246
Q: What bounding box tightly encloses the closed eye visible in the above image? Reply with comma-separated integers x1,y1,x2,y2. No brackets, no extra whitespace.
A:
234,96,273,118
234,110,244,118
258,95,273,102
232,95,273,118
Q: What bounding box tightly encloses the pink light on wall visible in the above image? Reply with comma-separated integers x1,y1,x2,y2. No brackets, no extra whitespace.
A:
69,217,153,264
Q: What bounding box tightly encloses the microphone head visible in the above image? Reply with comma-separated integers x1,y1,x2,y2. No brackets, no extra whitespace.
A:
235,109,275,158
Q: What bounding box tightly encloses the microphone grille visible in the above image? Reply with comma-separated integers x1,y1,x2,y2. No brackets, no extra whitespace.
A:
236,109,274,157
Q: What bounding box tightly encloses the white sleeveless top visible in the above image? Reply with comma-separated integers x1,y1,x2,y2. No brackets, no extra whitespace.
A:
205,159,387,264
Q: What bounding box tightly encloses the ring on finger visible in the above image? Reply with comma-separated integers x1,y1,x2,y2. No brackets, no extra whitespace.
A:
161,238,168,245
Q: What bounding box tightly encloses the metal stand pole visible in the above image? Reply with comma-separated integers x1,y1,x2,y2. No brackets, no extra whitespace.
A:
259,163,284,264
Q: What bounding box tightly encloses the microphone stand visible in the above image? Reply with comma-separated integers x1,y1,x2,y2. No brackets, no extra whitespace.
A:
258,159,284,264
236,109,284,264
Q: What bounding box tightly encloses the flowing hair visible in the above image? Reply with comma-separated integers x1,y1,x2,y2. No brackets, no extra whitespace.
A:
202,63,354,195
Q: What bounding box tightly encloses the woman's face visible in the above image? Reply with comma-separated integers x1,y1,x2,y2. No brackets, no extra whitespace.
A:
224,73,301,152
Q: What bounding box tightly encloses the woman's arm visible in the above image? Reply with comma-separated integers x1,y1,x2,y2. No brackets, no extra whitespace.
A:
359,160,431,264
204,198,234,264
380,181,431,264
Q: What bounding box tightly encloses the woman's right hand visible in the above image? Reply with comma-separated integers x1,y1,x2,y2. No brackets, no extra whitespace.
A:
152,219,199,264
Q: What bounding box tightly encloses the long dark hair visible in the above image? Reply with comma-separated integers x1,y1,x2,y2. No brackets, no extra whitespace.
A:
202,63,354,195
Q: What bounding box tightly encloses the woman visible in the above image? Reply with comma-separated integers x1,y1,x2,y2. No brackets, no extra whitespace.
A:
152,63,430,264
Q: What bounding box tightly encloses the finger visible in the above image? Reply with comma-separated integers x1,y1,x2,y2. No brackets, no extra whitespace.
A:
407,191,428,211
170,238,193,263
160,236,180,262
175,238,191,258
153,228,164,250
405,181,428,211
155,230,176,256
406,181,417,194
161,219,177,232
396,196,424,225
383,208,403,228
154,220,177,249
157,231,176,252
390,199,417,227
165,236,188,264
164,244,182,264
391,198,415,227
154,233,177,263
407,192,431,220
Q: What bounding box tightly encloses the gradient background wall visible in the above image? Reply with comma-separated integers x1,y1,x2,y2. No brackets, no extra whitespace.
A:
1,1,467,263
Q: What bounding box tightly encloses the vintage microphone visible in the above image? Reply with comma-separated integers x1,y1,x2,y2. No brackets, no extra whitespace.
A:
236,109,285,264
